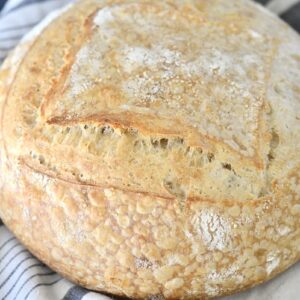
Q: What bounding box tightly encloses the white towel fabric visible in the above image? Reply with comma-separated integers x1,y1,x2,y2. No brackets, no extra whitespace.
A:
0,0,300,299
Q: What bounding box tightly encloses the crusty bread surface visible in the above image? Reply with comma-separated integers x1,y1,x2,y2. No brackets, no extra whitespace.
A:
0,0,300,299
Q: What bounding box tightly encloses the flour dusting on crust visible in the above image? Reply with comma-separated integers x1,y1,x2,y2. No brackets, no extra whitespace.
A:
54,2,277,158
193,209,231,251
266,252,280,275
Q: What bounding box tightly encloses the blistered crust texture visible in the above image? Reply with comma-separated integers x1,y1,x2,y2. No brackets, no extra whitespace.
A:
0,0,299,299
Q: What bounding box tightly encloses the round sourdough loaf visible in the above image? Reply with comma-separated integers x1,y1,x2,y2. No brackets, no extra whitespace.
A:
0,0,300,299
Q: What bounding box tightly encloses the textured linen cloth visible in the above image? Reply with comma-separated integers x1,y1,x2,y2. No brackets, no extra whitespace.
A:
0,0,300,299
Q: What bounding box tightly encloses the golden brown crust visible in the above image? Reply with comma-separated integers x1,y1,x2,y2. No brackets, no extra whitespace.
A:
0,0,300,299
1,159,299,299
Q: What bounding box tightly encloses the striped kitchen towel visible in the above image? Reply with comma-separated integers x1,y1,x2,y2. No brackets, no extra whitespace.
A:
0,0,300,299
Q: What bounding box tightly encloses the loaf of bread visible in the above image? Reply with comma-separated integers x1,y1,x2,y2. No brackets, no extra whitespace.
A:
0,0,299,299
